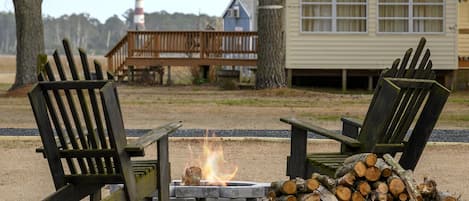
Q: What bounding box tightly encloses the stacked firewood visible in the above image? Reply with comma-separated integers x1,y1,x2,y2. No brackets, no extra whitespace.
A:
267,153,459,201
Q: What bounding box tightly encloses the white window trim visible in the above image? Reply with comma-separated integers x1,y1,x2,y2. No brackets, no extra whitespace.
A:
299,0,369,34
377,0,445,34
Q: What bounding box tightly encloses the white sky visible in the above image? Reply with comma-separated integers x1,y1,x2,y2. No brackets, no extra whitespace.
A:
0,0,232,23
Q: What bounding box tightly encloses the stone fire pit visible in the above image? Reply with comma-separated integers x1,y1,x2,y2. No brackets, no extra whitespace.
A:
159,180,270,201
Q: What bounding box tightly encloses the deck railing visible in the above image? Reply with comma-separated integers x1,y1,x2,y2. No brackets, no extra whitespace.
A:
105,31,258,73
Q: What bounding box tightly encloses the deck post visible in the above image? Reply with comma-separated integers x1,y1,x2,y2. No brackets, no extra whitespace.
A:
167,66,172,86
287,69,292,88
368,75,374,91
200,31,206,59
342,69,347,92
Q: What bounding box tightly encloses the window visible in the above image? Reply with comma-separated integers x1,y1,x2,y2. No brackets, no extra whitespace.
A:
227,6,240,18
300,0,368,33
378,0,444,33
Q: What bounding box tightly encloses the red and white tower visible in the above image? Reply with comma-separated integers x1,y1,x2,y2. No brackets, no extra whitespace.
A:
134,0,145,30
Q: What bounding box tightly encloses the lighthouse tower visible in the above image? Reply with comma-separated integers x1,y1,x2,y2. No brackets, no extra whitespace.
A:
134,0,145,30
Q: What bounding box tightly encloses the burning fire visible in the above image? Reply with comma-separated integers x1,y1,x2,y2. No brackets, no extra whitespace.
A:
183,133,238,186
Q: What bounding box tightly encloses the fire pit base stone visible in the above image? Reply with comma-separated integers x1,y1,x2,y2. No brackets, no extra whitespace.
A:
153,180,270,201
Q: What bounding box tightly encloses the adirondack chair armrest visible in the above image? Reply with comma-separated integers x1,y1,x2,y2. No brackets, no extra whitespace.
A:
125,121,182,157
374,143,406,154
281,117,361,147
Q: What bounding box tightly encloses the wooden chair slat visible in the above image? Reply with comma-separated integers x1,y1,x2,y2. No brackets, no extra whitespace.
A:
78,48,107,174
404,37,426,78
43,66,91,174
53,50,68,80
396,48,413,77
63,39,80,80
28,86,68,189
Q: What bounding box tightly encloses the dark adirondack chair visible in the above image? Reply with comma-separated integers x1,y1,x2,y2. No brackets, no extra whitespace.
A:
30,39,181,201
282,38,450,179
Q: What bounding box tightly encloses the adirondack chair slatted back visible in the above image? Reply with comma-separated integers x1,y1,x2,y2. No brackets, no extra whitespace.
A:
355,38,441,151
29,81,138,193
41,39,112,82
381,38,434,79
358,77,449,156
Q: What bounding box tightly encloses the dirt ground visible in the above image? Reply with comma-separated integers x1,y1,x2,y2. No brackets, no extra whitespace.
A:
0,137,467,201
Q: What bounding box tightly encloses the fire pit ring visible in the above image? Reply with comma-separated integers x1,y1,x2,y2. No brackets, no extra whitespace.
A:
168,180,270,200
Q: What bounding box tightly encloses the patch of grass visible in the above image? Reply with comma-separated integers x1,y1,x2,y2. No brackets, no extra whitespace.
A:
440,113,469,122
448,97,469,104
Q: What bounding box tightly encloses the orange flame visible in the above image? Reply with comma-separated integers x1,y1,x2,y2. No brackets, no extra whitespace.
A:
185,133,238,186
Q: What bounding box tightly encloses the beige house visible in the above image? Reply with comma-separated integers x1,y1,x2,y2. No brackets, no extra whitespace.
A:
284,0,458,89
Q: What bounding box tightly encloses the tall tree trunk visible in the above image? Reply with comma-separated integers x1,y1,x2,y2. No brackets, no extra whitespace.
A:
10,0,44,90
256,0,286,89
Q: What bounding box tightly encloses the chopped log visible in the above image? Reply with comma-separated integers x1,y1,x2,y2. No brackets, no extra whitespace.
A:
295,178,307,193
297,191,321,201
337,172,356,187
343,153,378,167
418,177,438,200
383,154,423,201
181,166,202,186
387,176,405,197
356,180,371,196
371,191,388,201
295,178,320,193
387,193,394,201
438,191,459,201
351,191,365,201
365,166,381,182
335,161,367,178
398,192,409,201
317,185,339,201
335,185,352,201
305,178,321,192
375,159,392,178
312,173,336,193
267,190,277,200
278,195,297,201
271,180,297,195
373,181,389,194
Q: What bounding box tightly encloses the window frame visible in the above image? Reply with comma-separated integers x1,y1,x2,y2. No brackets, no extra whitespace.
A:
299,0,369,34
377,0,445,34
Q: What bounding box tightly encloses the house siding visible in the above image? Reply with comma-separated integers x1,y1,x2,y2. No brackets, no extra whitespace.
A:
223,1,252,31
285,0,458,70
459,1,469,57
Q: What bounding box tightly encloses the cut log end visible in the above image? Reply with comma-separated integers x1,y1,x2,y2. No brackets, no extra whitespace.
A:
353,161,367,177
365,166,381,182
356,181,371,197
272,180,297,195
305,178,321,192
351,191,365,201
388,176,405,196
336,185,352,201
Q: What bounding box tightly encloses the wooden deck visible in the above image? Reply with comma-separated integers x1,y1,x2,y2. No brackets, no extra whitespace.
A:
105,31,258,80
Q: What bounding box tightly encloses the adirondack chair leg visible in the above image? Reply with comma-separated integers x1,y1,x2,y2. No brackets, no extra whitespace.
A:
287,126,308,179
157,135,170,200
399,84,449,170
90,190,102,201
341,121,360,153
